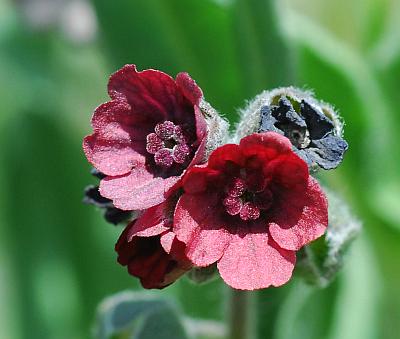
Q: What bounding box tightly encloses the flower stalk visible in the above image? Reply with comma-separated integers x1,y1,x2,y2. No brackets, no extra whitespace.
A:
228,288,256,339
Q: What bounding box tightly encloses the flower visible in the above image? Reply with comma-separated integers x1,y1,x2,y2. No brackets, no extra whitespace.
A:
116,201,192,289
83,65,207,211
173,132,328,290
259,96,348,170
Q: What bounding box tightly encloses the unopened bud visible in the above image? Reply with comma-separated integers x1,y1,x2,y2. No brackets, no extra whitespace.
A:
233,87,348,171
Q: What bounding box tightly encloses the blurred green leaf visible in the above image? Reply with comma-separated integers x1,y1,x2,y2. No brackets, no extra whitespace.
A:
274,280,339,339
368,0,400,68
91,0,242,116
279,0,388,53
273,236,380,339
327,236,381,339
95,291,189,339
231,0,294,98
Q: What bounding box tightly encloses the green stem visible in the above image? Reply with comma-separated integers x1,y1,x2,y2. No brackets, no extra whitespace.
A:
228,288,256,339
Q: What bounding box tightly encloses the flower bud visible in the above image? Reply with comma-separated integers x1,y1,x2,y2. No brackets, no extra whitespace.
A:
83,169,137,225
295,189,361,287
233,87,348,171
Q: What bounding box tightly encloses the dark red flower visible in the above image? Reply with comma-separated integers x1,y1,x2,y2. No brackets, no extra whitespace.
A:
173,132,328,290
83,65,207,211
116,202,192,289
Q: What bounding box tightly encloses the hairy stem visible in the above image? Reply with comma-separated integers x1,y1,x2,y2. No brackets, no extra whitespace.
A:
228,288,256,339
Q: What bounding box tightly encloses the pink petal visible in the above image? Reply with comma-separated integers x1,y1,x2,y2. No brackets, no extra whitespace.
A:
83,100,148,176
181,166,219,194
99,167,179,210
160,231,191,265
240,132,293,160
173,194,231,267
108,64,180,121
193,105,207,144
207,144,244,171
217,224,296,290
187,132,207,168
176,72,203,106
128,202,170,239
183,106,207,169
160,231,175,253
264,153,308,189
268,177,328,251
116,233,189,289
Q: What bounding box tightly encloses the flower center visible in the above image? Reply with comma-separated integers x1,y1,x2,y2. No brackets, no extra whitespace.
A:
222,177,272,221
146,121,191,168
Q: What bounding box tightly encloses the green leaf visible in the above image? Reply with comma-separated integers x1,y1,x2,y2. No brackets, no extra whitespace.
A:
327,236,381,339
95,291,189,339
231,0,294,99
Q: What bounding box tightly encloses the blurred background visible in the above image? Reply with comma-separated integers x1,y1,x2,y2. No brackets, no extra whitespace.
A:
0,0,399,338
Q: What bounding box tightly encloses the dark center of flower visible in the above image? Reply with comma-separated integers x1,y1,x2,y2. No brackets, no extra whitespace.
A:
222,177,272,221
146,121,191,168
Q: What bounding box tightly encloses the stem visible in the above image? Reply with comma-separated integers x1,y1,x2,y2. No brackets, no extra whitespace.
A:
228,288,256,339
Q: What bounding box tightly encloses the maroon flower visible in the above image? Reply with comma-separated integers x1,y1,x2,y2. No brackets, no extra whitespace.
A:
173,132,328,290
116,202,192,289
83,65,207,210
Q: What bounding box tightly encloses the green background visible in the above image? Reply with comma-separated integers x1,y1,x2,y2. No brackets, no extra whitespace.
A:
0,0,399,338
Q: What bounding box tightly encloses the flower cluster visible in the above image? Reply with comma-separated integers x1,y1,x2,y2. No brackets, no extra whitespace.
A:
83,65,348,290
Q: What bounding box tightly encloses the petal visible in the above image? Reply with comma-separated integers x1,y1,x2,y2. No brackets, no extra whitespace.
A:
273,97,307,128
308,136,348,170
176,72,203,106
173,194,231,267
240,132,293,160
268,177,328,251
160,231,175,253
300,100,334,140
265,153,309,189
207,144,244,171
160,231,192,265
259,105,280,133
116,233,188,289
115,225,134,266
191,105,207,151
83,100,149,176
128,202,170,239
217,223,296,290
181,166,220,194
187,130,207,168
108,64,181,121
99,167,179,210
